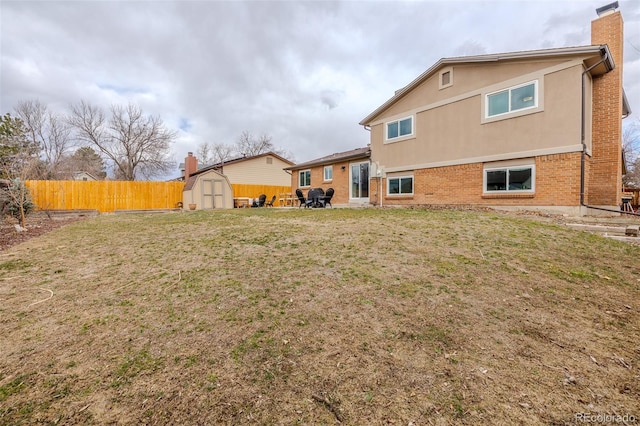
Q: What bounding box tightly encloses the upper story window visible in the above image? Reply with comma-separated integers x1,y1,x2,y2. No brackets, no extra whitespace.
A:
484,165,534,193
299,169,311,187
388,176,414,195
486,81,537,118
323,165,333,181
386,116,413,142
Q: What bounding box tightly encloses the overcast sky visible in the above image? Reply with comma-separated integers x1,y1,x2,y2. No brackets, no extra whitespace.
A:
1,0,639,179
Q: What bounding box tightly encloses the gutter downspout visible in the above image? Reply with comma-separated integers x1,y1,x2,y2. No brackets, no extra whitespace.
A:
580,53,639,216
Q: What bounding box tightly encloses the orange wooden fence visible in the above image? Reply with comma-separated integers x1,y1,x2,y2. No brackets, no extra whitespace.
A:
25,180,185,213
25,181,293,212
231,184,292,202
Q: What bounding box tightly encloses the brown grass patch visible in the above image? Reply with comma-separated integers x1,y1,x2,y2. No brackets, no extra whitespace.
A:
0,208,638,424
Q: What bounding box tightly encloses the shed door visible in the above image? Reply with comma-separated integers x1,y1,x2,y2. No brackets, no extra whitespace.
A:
201,179,225,209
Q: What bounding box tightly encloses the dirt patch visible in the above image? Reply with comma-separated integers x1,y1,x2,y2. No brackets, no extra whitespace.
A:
0,213,82,252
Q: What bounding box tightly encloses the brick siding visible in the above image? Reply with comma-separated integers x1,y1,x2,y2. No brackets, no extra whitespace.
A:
588,11,624,206
381,152,583,207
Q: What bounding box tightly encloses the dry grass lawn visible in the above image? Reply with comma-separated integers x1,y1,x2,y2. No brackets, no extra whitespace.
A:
1,208,639,425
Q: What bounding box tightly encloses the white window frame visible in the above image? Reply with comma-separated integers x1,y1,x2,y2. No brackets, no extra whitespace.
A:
483,164,535,193
323,165,333,182
485,80,538,119
299,169,311,187
387,175,414,196
385,115,414,143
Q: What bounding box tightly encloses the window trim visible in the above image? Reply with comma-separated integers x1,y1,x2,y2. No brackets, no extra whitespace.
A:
439,66,453,90
485,80,538,120
299,169,311,187
385,115,414,143
483,164,535,194
323,165,333,182
387,175,414,196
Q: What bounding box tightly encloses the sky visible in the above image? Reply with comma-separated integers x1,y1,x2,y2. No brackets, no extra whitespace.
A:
1,0,639,180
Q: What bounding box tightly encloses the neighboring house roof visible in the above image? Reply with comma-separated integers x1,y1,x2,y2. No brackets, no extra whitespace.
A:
178,162,212,172
191,151,294,177
285,147,371,171
73,171,99,181
360,44,618,125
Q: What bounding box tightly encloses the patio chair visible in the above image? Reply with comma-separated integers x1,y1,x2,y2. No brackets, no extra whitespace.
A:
253,194,267,207
320,188,334,208
266,195,276,207
295,188,307,208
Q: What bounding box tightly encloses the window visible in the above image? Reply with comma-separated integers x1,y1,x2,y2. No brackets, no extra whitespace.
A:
388,176,413,195
439,67,453,89
324,165,333,181
484,166,534,192
442,71,450,86
299,169,311,187
486,81,537,118
386,116,413,141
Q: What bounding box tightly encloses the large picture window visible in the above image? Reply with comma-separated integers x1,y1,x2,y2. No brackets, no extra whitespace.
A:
388,176,413,195
386,116,413,141
485,166,534,192
299,169,311,187
486,81,537,118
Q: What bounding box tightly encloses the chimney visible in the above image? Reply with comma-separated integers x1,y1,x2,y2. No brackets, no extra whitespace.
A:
184,152,198,182
588,3,624,207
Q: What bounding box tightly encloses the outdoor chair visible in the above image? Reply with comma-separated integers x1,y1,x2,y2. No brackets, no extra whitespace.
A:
266,195,276,207
253,194,267,207
295,188,307,208
320,188,334,208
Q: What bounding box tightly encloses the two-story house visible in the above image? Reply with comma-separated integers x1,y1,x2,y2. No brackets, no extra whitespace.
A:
357,2,631,216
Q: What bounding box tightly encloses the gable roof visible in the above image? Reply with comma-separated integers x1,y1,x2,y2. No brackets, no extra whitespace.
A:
183,167,228,191
359,44,615,125
190,151,294,178
285,147,371,171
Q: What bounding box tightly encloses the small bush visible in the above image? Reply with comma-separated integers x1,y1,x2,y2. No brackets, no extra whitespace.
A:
0,179,35,220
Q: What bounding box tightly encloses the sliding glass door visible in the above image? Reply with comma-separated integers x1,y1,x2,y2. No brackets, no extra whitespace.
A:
350,162,369,201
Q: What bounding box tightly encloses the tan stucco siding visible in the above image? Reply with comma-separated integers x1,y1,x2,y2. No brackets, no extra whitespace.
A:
371,62,586,172
223,156,292,186
380,58,575,120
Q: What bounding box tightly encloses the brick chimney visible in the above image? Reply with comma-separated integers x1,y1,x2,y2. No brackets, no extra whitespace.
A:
184,152,198,182
588,3,624,207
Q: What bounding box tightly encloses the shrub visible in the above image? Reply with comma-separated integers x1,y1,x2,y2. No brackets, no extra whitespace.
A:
0,179,35,221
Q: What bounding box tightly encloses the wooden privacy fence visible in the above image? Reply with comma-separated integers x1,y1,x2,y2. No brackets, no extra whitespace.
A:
26,180,185,213
231,184,292,202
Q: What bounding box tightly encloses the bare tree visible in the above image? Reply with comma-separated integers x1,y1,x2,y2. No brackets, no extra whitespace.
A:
236,131,275,157
235,131,292,160
623,119,640,188
15,99,73,179
69,101,176,180
195,141,233,165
